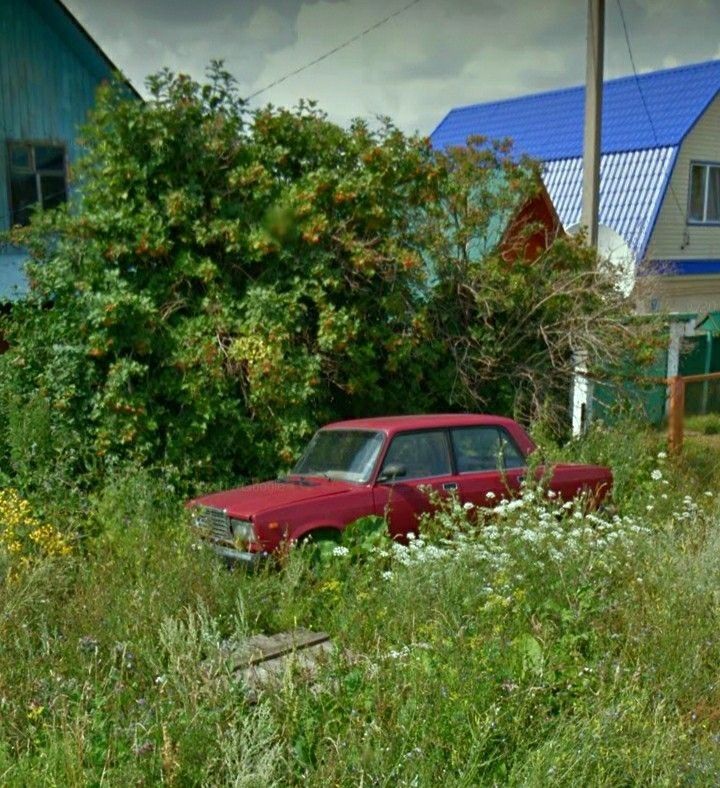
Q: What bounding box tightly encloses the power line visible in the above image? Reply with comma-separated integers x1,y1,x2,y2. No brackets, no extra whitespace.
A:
615,0,688,229
245,0,423,102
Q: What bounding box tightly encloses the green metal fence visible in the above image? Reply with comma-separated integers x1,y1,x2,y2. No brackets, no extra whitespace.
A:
589,327,720,427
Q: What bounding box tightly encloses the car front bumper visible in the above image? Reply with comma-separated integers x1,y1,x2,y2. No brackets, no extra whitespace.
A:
210,542,269,567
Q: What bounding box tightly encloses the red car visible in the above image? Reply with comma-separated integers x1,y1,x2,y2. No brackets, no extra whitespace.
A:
188,414,612,564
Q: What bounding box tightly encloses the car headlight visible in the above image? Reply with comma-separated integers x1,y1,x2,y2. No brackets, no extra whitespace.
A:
229,518,254,542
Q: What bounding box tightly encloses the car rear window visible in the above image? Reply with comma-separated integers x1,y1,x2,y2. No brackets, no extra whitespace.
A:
450,427,525,473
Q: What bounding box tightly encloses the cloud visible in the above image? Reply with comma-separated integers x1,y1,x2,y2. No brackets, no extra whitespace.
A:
63,0,720,133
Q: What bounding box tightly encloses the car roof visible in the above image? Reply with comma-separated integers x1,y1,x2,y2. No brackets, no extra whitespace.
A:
323,413,519,435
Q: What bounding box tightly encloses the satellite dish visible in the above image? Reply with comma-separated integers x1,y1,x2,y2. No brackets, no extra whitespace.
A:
567,223,635,297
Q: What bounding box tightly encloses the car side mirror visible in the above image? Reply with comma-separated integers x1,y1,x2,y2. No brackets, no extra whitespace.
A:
377,463,407,483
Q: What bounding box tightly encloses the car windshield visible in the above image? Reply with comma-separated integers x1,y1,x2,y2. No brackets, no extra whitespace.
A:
292,429,385,483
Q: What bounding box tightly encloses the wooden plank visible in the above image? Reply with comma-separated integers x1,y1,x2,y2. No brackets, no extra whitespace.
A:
674,370,720,385
227,629,331,671
223,629,334,703
238,640,335,688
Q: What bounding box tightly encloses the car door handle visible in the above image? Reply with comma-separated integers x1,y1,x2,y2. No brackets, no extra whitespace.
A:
443,482,458,491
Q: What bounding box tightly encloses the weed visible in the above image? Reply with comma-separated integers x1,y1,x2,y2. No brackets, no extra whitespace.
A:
0,421,719,782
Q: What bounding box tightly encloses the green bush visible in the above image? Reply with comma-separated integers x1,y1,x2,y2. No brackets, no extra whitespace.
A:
0,66,644,499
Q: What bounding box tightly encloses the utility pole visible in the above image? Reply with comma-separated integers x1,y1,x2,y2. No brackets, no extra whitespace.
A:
572,0,604,436
581,0,604,248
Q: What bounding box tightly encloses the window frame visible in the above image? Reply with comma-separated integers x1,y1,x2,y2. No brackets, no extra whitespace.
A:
373,425,529,484
449,425,527,475
292,428,385,485
6,140,68,227
375,428,455,483
687,160,720,226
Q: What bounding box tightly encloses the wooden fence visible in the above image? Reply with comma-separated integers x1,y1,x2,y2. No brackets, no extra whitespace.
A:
667,372,720,453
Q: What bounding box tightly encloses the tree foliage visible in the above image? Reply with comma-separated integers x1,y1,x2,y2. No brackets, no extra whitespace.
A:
0,65,643,493
422,141,650,419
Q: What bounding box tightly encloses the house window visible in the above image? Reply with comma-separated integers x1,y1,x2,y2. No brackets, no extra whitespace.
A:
7,142,67,226
688,162,720,224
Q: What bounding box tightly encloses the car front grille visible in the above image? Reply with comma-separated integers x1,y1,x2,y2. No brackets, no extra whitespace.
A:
193,506,232,543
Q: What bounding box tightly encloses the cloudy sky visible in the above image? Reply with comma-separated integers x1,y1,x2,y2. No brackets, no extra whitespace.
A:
63,0,720,135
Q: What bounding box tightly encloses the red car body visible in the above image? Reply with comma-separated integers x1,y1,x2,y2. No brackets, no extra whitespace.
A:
188,414,612,564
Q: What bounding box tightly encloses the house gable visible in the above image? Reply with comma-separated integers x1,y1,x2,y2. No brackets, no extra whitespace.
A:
431,60,720,273
646,92,720,263
0,0,127,301
500,188,562,262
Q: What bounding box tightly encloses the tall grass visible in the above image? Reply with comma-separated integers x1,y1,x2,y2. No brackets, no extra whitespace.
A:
0,424,719,784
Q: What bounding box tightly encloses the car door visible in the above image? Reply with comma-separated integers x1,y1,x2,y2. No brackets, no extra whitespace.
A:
372,429,456,539
544,463,612,504
448,426,527,508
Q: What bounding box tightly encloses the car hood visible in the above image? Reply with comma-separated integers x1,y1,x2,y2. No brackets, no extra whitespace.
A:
188,477,360,519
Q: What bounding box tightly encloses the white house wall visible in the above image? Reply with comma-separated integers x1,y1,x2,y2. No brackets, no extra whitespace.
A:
647,93,720,261
643,274,720,314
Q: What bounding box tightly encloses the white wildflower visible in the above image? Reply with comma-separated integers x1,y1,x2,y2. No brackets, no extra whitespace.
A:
651,469,663,481
463,501,475,510
332,545,350,557
705,491,714,497
547,489,557,499
657,451,667,460
485,491,496,500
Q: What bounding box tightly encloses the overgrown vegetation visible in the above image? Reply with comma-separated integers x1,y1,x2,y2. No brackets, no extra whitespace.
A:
1,423,720,784
0,66,697,783
0,65,646,497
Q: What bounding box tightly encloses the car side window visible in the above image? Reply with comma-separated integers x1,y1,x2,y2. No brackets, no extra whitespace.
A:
450,427,526,473
380,430,452,480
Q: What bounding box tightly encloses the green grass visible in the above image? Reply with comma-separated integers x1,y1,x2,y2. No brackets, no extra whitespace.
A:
685,413,720,436
1,423,720,784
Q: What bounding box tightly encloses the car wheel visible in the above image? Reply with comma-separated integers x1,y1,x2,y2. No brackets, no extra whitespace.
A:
297,528,341,563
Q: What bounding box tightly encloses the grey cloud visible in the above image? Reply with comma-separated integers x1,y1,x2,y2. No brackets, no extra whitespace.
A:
63,0,720,133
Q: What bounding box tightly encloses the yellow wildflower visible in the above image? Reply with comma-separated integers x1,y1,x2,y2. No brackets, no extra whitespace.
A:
0,489,73,579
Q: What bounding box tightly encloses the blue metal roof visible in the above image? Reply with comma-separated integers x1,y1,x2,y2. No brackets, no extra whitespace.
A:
431,59,720,159
543,147,676,258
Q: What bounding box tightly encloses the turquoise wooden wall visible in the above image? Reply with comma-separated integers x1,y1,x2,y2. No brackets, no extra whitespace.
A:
0,0,115,298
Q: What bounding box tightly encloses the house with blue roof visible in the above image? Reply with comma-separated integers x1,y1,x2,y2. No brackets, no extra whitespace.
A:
432,59,720,321
0,0,135,303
